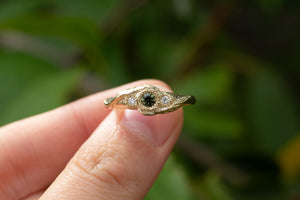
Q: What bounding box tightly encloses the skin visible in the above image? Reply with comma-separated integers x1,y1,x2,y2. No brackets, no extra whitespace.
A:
0,79,184,200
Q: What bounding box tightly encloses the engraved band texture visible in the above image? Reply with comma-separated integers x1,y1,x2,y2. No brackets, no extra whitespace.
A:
104,85,196,116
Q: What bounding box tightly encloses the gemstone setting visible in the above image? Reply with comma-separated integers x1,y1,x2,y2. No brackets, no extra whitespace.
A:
104,85,196,115
141,93,156,107
161,96,170,104
128,97,136,105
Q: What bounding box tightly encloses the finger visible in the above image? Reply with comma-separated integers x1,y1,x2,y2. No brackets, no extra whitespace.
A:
23,191,44,200
40,105,183,199
0,79,170,200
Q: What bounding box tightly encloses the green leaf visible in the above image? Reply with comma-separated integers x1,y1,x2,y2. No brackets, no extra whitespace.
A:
49,0,122,23
173,64,242,138
101,40,130,86
1,15,100,48
256,0,284,12
0,0,41,22
184,107,244,138
0,68,84,125
174,64,234,105
0,51,58,110
198,171,233,200
0,15,105,72
145,156,194,200
246,68,300,154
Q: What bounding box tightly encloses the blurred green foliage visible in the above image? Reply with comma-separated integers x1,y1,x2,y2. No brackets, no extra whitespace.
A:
0,0,299,199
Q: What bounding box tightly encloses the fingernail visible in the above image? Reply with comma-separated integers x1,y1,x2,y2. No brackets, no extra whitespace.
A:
120,109,181,147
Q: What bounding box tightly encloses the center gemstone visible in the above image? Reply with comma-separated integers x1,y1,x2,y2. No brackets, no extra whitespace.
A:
141,93,156,107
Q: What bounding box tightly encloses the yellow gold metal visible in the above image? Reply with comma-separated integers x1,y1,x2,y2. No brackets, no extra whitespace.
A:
104,85,196,116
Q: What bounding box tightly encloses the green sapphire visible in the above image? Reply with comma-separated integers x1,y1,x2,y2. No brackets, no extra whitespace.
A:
141,93,156,107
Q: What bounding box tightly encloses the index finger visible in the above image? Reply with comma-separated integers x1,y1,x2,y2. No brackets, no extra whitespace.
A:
0,79,171,200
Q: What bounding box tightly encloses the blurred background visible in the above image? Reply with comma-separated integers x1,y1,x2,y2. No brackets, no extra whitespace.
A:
0,0,299,199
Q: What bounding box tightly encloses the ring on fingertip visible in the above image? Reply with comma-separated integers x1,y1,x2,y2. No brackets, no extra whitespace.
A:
104,85,196,116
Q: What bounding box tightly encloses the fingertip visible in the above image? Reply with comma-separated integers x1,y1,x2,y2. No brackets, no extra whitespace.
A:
39,80,184,200
120,108,183,147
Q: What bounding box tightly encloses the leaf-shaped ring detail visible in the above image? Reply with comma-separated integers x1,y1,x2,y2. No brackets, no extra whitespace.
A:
104,85,196,116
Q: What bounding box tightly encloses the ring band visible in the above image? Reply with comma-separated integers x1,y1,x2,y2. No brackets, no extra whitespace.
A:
104,85,196,116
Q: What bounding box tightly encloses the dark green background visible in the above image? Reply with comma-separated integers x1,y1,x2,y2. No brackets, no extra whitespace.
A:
0,0,299,199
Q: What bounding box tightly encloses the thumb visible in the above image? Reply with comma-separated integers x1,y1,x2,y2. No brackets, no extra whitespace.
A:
40,91,183,200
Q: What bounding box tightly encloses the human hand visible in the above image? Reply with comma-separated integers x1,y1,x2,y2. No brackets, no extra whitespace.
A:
0,80,183,200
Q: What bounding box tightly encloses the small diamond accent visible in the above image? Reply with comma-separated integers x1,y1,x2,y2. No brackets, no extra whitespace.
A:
161,96,170,104
128,97,136,105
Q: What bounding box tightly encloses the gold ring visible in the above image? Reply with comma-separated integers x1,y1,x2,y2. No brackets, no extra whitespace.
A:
104,85,196,116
